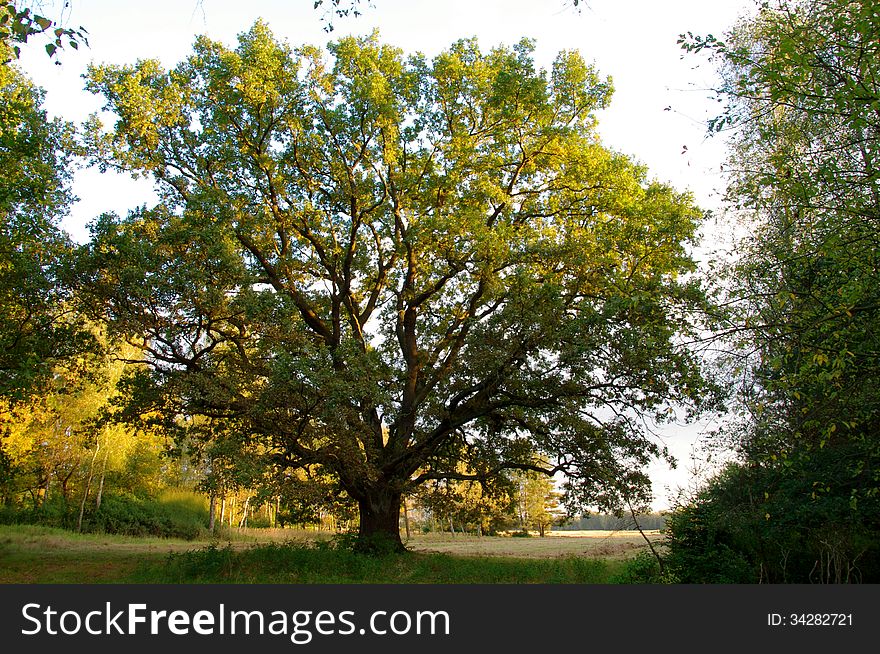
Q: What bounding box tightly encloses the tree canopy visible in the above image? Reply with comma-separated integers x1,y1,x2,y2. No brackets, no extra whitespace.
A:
81,22,717,549
0,58,88,400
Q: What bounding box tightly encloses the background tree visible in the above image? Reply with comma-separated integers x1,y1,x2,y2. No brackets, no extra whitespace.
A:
416,466,513,536
668,0,880,582
1,333,128,505
512,465,562,536
0,58,89,401
82,23,718,551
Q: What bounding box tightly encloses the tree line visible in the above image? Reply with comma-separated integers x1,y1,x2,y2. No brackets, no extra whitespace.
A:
560,512,666,531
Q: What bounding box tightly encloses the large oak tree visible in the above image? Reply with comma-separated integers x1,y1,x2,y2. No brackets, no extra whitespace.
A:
82,22,716,549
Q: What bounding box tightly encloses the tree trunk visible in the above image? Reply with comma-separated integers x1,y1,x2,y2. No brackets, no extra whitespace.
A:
95,449,109,510
77,443,100,533
208,492,216,532
357,489,405,553
402,496,411,540
238,496,250,528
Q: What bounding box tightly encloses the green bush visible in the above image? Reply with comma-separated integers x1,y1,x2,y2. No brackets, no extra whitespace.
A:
663,495,758,583
663,447,880,583
608,550,678,584
0,490,209,540
0,496,75,529
81,492,207,540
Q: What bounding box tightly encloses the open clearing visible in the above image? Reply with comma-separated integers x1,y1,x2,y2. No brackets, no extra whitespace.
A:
406,530,661,559
0,525,660,583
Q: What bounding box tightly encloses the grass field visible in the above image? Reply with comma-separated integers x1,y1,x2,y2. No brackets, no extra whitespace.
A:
0,525,660,584
408,530,661,559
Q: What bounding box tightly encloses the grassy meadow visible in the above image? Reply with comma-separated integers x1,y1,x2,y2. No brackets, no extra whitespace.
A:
0,525,661,584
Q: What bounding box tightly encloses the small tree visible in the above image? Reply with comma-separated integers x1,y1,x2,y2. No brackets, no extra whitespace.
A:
512,467,562,536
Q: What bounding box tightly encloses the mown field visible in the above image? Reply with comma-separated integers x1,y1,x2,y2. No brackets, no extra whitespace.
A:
0,525,661,584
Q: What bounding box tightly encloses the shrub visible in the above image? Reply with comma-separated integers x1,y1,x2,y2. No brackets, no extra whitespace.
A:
663,449,880,583
0,489,210,540
81,492,208,540
0,496,75,529
609,550,675,584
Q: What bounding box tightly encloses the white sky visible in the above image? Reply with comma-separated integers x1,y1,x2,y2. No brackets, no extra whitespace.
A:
18,0,755,510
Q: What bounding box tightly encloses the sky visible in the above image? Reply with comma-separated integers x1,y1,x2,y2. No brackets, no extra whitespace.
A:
18,0,756,510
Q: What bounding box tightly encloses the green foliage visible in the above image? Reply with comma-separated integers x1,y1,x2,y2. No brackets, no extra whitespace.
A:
663,469,762,583
608,550,675,584
0,1,88,63
0,493,71,528
0,491,209,539
674,0,880,583
82,492,207,540
697,0,880,455
0,62,91,400
664,450,880,583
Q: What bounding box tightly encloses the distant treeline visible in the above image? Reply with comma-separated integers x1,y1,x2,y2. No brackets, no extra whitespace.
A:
559,513,667,531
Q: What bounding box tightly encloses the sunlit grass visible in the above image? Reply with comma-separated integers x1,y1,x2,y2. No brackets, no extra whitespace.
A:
131,542,621,584
0,524,643,584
